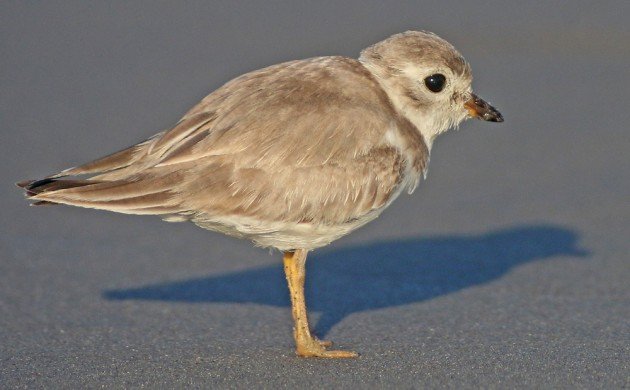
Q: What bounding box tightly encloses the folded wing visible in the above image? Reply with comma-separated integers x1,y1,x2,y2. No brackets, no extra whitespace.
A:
19,57,425,226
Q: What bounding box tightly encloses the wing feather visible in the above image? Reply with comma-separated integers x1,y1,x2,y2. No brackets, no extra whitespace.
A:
22,56,428,228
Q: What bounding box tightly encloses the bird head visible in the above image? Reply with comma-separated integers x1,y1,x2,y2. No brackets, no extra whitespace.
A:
360,31,503,146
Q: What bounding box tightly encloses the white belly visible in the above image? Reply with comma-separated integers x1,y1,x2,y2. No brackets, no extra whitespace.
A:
191,167,420,251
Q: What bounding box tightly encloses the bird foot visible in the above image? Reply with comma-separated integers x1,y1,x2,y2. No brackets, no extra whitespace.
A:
317,339,333,348
295,337,358,358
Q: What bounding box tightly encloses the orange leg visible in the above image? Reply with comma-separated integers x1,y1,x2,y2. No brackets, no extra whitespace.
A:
283,249,358,358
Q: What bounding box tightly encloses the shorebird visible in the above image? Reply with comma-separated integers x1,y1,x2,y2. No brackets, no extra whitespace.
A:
18,31,503,358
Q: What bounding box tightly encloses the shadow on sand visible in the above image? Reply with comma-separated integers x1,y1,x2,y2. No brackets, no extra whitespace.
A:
104,224,588,336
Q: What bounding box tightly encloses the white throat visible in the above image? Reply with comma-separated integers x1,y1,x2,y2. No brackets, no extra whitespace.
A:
363,67,436,151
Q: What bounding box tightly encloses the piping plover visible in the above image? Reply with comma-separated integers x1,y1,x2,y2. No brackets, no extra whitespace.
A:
19,31,503,358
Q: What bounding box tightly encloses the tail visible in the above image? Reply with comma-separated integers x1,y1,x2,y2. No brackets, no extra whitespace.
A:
17,171,186,216
17,178,101,206
16,113,215,216
16,131,180,213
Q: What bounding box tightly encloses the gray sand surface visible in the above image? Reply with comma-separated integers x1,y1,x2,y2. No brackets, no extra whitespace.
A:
1,2,628,387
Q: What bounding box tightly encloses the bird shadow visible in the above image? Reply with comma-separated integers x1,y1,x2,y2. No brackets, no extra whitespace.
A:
104,224,589,337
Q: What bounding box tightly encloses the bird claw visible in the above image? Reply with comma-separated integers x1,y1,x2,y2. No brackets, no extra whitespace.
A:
316,338,333,348
296,337,358,358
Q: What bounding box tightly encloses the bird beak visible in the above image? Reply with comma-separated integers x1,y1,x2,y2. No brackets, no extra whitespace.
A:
464,93,504,122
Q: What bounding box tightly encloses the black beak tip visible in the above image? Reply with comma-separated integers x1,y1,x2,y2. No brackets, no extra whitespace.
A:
482,108,504,123
491,112,504,122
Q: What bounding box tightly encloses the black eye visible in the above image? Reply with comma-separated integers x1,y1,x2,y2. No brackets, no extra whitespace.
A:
424,74,446,93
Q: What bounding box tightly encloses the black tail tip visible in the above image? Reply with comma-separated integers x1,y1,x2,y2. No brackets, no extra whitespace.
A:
17,178,58,196
16,179,35,189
